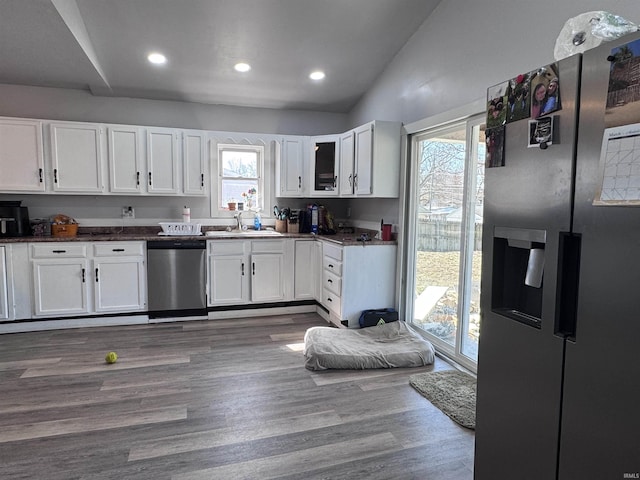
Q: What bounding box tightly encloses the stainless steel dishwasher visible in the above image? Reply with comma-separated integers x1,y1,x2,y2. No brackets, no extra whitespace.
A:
147,240,206,317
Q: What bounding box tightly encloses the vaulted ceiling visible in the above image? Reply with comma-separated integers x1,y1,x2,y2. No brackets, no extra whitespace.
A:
0,0,441,112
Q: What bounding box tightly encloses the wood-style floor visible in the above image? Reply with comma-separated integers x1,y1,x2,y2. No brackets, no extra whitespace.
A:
0,313,474,479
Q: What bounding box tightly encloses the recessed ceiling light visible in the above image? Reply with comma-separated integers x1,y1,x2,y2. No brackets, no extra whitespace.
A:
309,70,326,81
147,52,167,65
234,62,251,73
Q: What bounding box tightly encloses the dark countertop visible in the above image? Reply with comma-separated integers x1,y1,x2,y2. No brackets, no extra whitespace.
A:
0,226,397,246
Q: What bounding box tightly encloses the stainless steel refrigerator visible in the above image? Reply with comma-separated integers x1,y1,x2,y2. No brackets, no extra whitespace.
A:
475,32,640,479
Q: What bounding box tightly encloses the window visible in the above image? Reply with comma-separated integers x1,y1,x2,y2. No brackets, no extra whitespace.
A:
217,144,263,211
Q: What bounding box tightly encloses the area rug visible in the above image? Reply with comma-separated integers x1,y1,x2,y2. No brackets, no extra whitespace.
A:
409,369,476,429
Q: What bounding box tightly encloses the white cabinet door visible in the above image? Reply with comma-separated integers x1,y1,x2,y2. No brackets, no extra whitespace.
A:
0,118,45,192
277,137,306,197
208,240,249,306
0,247,8,320
294,240,316,300
147,127,180,194
209,254,248,305
309,135,340,196
93,257,146,313
50,122,104,193
251,253,284,302
339,131,355,196
182,130,207,196
107,125,143,193
354,123,374,195
32,258,90,316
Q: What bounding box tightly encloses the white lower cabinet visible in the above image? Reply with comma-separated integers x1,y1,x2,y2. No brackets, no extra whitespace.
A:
0,246,8,319
30,242,146,318
208,239,288,306
293,239,320,301
320,241,397,328
92,243,146,313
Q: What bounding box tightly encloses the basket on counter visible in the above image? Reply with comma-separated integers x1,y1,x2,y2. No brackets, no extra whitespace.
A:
52,223,78,237
159,222,202,236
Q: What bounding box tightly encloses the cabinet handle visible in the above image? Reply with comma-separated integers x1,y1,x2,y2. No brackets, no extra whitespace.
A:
39,168,43,183
298,176,301,189
327,279,333,283
95,268,99,282
112,248,125,252
328,263,334,268
348,174,353,187
82,268,86,283
333,176,337,187
148,172,152,186
52,250,67,254
201,173,204,187
54,169,58,183
353,173,358,189
241,263,245,276
136,172,140,185
252,262,256,275
327,297,333,302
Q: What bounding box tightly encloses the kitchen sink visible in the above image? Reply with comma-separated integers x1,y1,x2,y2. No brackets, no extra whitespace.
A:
205,229,283,238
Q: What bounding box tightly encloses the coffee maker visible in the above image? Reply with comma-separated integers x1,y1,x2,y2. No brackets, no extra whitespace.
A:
0,201,30,237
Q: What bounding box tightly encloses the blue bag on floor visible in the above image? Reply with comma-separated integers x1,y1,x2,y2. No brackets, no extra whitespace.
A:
358,308,399,328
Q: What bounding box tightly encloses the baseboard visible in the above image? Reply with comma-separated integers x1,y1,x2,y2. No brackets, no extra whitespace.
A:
0,315,150,334
208,304,317,320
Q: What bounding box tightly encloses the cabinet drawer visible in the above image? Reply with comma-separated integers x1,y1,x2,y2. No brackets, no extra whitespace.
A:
31,243,87,258
322,256,342,276
93,242,144,257
251,239,284,253
323,242,343,261
323,269,341,296
208,240,246,255
323,287,342,316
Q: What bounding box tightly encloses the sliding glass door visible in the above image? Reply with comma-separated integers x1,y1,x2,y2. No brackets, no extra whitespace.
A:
407,115,485,368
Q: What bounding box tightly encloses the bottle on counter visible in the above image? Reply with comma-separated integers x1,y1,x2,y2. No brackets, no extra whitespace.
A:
254,211,261,230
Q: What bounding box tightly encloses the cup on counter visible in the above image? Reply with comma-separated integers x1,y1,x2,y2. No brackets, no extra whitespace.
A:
381,224,392,241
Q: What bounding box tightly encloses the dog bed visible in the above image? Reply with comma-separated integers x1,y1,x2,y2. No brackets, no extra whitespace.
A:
303,321,435,370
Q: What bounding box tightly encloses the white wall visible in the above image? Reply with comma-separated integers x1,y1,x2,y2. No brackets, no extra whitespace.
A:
349,0,640,126
0,83,348,136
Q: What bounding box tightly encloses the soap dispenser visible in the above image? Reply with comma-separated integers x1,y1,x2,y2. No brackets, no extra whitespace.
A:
253,210,262,230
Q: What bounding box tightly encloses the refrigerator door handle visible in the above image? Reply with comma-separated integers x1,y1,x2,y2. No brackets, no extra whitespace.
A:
555,232,581,340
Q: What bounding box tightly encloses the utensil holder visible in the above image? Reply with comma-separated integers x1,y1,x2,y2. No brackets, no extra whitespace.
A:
275,219,288,233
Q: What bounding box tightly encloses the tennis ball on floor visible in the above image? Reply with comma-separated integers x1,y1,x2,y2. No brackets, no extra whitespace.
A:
105,351,118,364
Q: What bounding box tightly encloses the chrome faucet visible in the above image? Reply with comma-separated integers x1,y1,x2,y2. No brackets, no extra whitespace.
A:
234,212,243,230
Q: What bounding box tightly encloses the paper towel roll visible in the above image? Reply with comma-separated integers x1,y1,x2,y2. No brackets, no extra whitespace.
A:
182,206,191,224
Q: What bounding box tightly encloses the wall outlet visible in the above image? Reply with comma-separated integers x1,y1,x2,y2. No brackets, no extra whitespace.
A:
122,206,135,218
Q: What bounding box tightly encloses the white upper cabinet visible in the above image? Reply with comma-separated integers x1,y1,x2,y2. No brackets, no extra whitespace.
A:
107,125,143,194
0,118,45,192
309,135,340,197
276,136,306,197
340,121,401,198
147,127,180,194
339,131,355,196
182,130,207,196
49,122,105,193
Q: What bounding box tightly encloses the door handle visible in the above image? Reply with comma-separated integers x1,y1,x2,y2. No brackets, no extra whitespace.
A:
54,169,58,183
95,268,99,282
39,168,43,183
82,268,86,283
148,172,152,186
252,262,256,275
136,171,140,185
201,173,204,187
241,263,245,275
